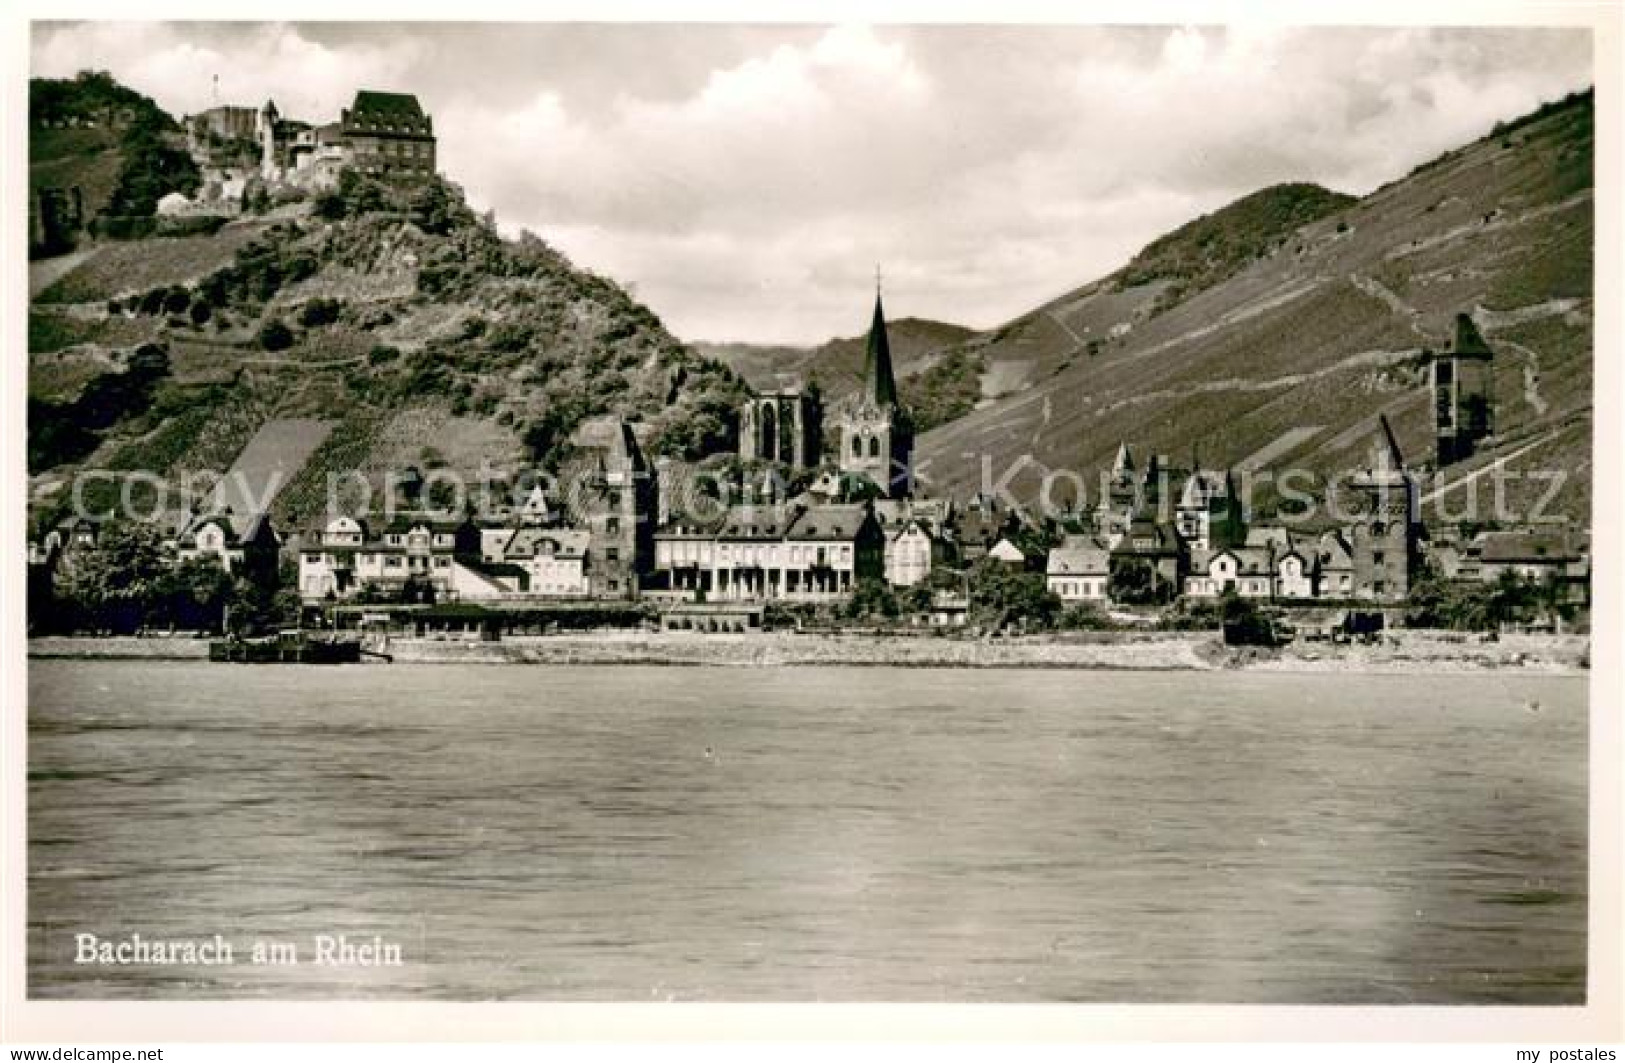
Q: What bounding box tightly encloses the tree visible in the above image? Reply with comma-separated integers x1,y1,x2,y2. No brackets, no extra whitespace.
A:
298,297,344,329
153,558,234,632
257,318,294,351
1219,590,1276,646
967,557,1061,631
52,522,169,633
845,577,899,621
1108,555,1173,605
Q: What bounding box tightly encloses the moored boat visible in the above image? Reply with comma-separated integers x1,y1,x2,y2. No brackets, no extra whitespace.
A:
209,630,362,663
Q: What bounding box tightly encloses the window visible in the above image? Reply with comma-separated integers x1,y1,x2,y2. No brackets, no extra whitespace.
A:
607,517,620,534
606,548,620,562
851,436,862,458
1373,551,1385,565
869,436,881,458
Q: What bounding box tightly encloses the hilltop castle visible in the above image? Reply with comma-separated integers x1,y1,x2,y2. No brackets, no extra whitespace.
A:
177,88,437,215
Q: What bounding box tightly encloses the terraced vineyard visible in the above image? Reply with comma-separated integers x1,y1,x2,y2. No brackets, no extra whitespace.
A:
917,89,1595,527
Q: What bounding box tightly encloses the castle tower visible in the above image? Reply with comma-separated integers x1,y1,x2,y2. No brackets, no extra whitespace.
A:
1430,312,1495,467
833,287,912,496
1348,415,1418,601
258,99,280,181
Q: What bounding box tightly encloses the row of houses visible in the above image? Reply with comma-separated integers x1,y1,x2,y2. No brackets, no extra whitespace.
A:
26,292,1590,623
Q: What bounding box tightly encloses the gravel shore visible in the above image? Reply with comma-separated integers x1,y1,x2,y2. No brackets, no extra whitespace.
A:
27,631,1588,675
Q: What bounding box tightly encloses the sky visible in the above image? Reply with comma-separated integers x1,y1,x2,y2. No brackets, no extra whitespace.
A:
31,21,1593,345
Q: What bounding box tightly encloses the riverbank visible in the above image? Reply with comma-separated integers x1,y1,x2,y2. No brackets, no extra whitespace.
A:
27,636,212,660
26,631,1588,674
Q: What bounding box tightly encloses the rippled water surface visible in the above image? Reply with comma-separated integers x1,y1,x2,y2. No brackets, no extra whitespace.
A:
28,662,1586,1002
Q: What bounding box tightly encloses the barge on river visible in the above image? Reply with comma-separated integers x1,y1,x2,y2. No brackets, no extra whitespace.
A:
209,630,362,664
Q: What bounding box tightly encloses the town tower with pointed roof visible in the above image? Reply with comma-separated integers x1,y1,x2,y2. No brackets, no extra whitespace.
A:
833,283,913,497
1348,414,1419,601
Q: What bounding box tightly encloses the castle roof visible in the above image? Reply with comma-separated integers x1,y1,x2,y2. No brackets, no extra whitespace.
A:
349,90,426,122
861,292,898,408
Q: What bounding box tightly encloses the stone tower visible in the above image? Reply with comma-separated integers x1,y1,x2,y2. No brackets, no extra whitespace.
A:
576,417,656,599
258,99,280,181
1431,312,1495,467
1348,415,1418,601
833,289,912,497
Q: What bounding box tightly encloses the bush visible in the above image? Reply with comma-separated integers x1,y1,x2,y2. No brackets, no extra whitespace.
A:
257,318,294,351
845,577,899,621
1108,556,1176,605
298,297,344,329
968,557,1061,631
189,300,212,325
1058,604,1113,630
367,344,400,366
137,287,167,316
162,286,190,315
1220,592,1276,645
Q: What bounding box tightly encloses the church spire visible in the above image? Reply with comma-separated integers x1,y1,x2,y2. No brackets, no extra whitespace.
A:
1373,413,1406,475
863,280,898,408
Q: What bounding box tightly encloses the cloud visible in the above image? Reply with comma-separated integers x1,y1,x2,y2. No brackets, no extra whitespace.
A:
31,22,1593,344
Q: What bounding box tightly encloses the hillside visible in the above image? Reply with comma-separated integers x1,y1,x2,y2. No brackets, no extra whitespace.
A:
915,88,1594,528
28,112,748,536
696,316,977,431
29,72,199,256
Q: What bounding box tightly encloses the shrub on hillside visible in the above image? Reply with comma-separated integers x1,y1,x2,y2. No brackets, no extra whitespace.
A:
257,318,294,352
298,298,344,329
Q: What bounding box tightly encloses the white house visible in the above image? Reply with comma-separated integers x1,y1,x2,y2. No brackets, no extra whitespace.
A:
1274,547,1315,599
1184,547,1274,599
885,518,937,587
1046,538,1111,603
176,509,279,581
502,527,591,597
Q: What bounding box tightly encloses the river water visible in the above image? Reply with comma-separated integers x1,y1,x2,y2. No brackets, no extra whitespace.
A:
27,661,1587,1002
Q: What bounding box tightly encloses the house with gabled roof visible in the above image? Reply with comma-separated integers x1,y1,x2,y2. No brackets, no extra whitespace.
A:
1046,537,1111,603
1184,545,1273,599
501,527,592,597
176,508,279,585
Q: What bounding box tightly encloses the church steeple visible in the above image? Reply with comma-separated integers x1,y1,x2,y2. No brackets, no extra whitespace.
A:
834,275,913,498
863,283,898,409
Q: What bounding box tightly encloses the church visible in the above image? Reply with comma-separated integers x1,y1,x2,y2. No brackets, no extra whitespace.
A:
652,284,956,600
